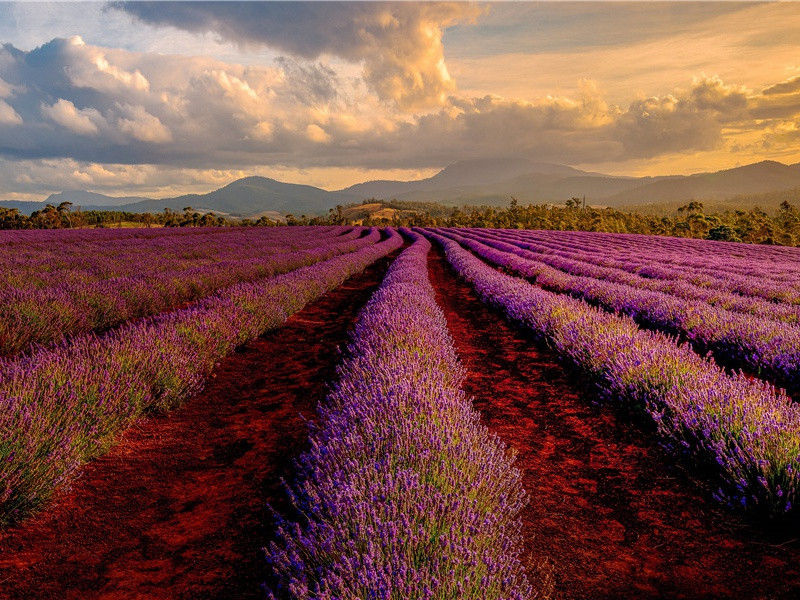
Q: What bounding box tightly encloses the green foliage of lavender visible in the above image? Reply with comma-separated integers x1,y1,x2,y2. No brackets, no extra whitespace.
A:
0,229,402,526
267,232,532,599
423,229,800,516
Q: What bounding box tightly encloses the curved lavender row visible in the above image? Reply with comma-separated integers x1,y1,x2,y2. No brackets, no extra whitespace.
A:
503,228,800,294
497,227,800,287
436,228,800,394
0,226,353,290
455,228,800,324
0,229,402,526
0,228,374,357
516,228,800,280
488,226,800,296
267,231,531,599
420,228,800,516
506,229,800,300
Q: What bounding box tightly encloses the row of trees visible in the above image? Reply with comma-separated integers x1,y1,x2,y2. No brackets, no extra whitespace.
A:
329,198,800,246
0,204,277,230
3,196,800,246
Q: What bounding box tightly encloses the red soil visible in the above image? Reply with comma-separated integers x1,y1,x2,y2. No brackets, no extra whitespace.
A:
0,254,396,600
428,248,800,600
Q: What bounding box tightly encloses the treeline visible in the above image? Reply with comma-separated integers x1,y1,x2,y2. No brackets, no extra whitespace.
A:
5,197,800,246
0,203,279,229
325,198,800,246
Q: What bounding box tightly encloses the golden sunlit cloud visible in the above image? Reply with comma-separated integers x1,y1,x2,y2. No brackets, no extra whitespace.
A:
0,1,799,199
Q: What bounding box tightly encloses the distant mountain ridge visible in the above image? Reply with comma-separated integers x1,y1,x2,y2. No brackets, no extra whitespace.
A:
45,190,153,207
3,159,800,217
340,158,588,199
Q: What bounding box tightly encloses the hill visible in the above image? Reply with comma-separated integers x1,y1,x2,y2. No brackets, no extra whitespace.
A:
120,176,358,217
342,160,800,209
606,161,800,206
44,190,153,208
340,158,590,199
5,159,800,218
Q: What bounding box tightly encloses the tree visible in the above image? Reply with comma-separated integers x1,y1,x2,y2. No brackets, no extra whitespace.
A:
707,224,741,242
57,201,73,228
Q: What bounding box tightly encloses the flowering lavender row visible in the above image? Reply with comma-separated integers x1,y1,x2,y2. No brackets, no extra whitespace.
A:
0,226,353,290
453,228,800,324
0,228,373,356
435,228,800,394
502,228,800,294
0,229,402,526
420,228,800,516
515,228,800,281
267,231,531,599
0,224,339,245
504,229,800,300
489,227,800,293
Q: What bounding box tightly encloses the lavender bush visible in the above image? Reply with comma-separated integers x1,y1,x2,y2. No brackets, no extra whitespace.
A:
467,228,800,324
0,226,370,356
500,228,800,302
422,228,800,516
0,229,402,526
435,228,800,394
267,231,532,599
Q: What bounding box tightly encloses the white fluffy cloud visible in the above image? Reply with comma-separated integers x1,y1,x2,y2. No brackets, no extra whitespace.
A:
1,35,800,177
2,0,800,201
115,104,172,143
0,99,22,125
115,1,484,110
41,98,103,136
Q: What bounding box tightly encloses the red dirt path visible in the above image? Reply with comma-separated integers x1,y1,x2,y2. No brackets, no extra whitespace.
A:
428,248,800,600
0,254,395,600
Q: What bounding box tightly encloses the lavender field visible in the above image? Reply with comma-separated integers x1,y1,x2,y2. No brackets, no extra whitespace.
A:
2,225,800,599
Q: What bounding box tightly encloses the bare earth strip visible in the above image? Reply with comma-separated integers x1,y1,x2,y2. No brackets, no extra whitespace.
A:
427,247,800,600
0,253,397,600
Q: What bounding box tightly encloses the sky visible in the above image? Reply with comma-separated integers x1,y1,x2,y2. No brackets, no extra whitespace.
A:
1,1,800,201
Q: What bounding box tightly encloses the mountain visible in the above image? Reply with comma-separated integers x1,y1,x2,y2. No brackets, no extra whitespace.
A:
5,159,800,218
605,161,800,206
340,158,589,200
119,176,358,216
342,159,800,209
3,177,359,217
44,190,153,207
387,173,658,207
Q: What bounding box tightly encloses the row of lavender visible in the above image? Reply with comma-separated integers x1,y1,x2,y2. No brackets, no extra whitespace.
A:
0,230,402,525
421,228,800,516
517,228,800,280
473,228,800,324
267,232,531,599
0,226,347,291
436,228,800,395
0,227,370,356
503,228,800,302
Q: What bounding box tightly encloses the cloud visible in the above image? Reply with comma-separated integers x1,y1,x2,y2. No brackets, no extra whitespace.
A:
275,57,339,106
0,99,22,125
305,123,331,144
1,34,800,199
763,75,800,96
41,98,103,135
115,104,171,143
0,77,16,99
115,1,484,109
